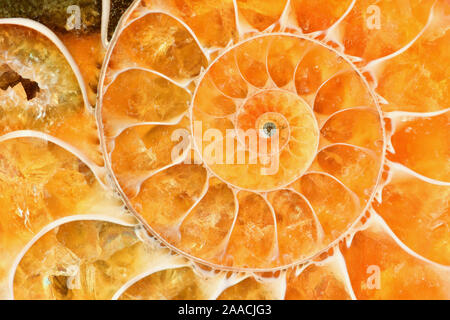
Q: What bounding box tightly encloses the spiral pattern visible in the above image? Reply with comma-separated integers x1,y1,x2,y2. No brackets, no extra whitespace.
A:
0,0,449,300
99,4,384,270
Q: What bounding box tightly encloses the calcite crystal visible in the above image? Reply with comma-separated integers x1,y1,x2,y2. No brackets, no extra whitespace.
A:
0,0,449,300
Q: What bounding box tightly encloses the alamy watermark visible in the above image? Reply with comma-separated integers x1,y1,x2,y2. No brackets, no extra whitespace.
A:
366,5,381,30
171,120,281,176
366,265,381,290
66,5,81,30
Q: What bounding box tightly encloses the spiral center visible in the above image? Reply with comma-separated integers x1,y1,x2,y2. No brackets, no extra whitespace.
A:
262,121,277,138
192,36,322,191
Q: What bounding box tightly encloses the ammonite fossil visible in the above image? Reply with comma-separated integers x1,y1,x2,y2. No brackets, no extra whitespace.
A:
0,0,449,300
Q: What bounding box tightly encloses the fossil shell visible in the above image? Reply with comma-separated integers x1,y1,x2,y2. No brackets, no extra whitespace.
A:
1,0,449,300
